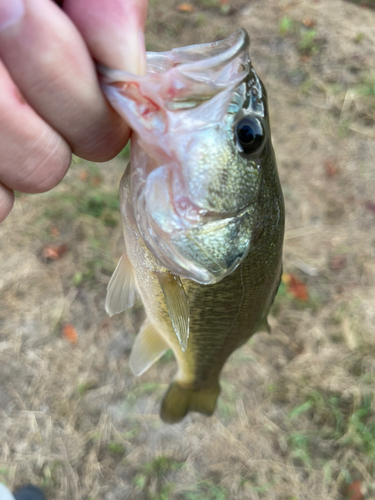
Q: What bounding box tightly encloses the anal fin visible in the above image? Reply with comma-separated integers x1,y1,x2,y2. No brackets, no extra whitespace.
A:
105,253,138,317
130,322,170,376
160,381,220,424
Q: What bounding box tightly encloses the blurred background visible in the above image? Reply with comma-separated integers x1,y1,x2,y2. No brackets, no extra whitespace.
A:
1,0,375,498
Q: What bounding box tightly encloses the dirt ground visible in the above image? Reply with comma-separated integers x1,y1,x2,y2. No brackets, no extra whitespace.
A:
1,0,375,499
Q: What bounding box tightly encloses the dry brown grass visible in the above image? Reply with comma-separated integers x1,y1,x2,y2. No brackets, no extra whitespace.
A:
1,0,375,498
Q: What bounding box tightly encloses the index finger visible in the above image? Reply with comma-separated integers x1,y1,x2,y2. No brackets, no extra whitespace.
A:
63,0,148,74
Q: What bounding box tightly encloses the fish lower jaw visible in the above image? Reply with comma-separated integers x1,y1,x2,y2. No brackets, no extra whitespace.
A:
149,243,216,284
141,222,244,285
140,193,251,284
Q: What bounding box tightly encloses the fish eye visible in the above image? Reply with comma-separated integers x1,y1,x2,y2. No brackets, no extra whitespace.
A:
236,116,264,154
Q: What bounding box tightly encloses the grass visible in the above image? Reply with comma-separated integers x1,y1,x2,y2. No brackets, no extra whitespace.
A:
134,456,184,500
216,381,237,421
278,15,324,56
279,16,295,36
196,0,219,8
77,380,97,396
117,142,131,159
122,382,166,412
298,28,320,55
107,441,126,455
132,456,230,500
1,1,375,499
287,432,312,468
160,349,174,364
33,163,124,286
41,190,120,227
336,71,375,135
181,480,228,500
284,389,375,477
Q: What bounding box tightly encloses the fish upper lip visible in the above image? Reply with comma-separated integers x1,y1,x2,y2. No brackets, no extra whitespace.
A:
97,29,250,83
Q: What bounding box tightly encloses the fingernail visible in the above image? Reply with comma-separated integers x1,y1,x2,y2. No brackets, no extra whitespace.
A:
117,27,146,75
137,30,147,75
0,0,24,32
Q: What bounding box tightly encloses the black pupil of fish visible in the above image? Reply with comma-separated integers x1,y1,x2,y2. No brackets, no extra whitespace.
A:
237,117,263,153
239,124,255,144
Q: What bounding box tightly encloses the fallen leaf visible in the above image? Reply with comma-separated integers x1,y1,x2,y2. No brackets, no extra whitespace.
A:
324,159,340,178
219,0,231,14
283,273,309,301
365,200,375,213
329,254,347,272
42,243,69,262
91,175,103,187
177,3,195,12
62,324,78,344
302,17,316,28
50,226,60,238
79,169,89,181
346,481,364,500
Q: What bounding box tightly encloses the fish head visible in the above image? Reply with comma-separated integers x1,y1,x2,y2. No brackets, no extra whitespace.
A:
100,29,273,284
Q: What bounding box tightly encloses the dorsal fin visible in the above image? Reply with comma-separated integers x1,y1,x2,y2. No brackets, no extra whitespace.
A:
105,253,138,317
130,322,170,376
156,272,190,352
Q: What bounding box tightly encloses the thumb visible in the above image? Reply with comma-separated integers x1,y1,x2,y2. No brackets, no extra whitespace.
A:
63,0,148,74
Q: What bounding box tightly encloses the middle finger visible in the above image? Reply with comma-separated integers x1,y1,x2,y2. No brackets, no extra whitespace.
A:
0,0,129,161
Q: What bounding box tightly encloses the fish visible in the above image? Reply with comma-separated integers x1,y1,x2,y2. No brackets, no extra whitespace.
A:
99,29,285,423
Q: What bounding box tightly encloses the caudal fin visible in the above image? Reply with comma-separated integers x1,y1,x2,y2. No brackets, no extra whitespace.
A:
160,381,220,424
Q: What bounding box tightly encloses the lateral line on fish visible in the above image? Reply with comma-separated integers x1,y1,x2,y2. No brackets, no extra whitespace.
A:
196,262,246,383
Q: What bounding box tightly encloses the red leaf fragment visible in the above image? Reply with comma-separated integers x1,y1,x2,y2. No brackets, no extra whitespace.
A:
302,17,316,28
79,169,89,181
177,3,195,12
283,273,309,301
347,481,364,500
62,324,78,344
329,255,347,272
91,175,103,187
50,226,60,238
324,159,340,178
42,243,69,262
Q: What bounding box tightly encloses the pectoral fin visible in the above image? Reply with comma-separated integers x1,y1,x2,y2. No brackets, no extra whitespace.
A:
157,272,190,352
105,253,138,317
130,322,170,376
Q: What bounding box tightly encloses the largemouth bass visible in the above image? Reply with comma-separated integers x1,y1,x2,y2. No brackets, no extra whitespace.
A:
99,29,285,423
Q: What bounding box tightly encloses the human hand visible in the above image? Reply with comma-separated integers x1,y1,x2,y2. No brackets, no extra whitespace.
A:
0,0,148,222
